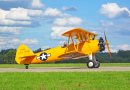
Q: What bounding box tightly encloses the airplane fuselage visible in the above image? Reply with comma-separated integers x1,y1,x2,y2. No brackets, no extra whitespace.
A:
29,39,99,64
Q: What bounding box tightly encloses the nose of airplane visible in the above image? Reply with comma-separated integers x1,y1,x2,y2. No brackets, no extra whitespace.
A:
98,37,105,51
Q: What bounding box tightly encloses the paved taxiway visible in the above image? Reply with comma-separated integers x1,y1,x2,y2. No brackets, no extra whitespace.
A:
0,67,130,72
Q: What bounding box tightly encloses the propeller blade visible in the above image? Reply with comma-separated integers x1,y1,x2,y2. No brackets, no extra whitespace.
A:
104,30,111,57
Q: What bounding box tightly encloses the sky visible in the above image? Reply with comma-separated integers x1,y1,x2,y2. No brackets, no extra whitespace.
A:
0,0,130,52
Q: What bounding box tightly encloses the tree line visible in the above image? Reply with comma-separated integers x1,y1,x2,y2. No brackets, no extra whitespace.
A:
0,48,129,64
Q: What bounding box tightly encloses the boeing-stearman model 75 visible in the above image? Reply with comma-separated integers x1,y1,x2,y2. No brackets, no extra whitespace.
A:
15,28,111,69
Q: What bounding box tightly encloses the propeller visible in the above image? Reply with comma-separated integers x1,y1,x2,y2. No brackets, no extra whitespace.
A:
104,30,111,57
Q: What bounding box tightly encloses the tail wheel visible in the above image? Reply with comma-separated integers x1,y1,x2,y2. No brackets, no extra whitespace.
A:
87,60,95,68
25,66,28,69
25,64,29,69
94,61,100,68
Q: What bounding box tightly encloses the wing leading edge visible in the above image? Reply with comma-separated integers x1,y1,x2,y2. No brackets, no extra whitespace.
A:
62,28,98,38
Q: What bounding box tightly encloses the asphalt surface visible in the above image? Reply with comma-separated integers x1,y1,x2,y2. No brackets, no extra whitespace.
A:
0,67,130,72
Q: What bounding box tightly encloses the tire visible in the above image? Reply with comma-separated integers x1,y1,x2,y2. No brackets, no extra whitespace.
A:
87,60,95,68
24,64,29,69
25,66,28,69
94,61,100,68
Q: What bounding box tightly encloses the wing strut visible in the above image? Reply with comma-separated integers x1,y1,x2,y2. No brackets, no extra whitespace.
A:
71,35,77,51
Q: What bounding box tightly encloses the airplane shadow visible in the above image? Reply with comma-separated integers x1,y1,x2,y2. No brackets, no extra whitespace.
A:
58,67,88,69
17,67,88,69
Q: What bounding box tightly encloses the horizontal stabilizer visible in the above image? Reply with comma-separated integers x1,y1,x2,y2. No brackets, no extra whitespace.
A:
20,54,37,59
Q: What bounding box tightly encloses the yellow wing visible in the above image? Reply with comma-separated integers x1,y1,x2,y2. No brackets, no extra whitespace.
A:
62,28,98,39
59,28,98,59
58,51,86,59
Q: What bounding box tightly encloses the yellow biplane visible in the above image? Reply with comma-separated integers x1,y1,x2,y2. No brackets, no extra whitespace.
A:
15,28,111,69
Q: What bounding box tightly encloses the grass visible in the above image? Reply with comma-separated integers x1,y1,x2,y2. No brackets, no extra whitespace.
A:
0,71,129,90
0,63,130,68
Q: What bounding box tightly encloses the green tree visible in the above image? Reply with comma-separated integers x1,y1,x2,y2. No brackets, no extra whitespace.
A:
33,48,42,53
0,54,5,64
117,50,130,58
4,50,16,64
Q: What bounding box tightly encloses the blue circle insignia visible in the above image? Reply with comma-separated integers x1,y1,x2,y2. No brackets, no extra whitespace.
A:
40,53,48,61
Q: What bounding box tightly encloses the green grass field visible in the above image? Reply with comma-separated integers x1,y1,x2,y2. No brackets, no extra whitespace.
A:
0,63,130,68
0,63,130,90
0,71,129,90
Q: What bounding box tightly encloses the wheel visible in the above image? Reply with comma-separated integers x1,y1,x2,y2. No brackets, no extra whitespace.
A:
87,60,95,68
94,61,100,68
25,66,28,69
24,64,29,69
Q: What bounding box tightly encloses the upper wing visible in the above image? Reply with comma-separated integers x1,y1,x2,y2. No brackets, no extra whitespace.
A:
62,28,98,39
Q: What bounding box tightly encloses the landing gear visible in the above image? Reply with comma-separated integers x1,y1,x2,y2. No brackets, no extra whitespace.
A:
24,64,29,69
94,60,100,68
87,60,100,68
87,60,95,68
87,54,100,68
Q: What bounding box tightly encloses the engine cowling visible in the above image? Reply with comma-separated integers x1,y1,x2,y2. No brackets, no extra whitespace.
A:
98,37,105,52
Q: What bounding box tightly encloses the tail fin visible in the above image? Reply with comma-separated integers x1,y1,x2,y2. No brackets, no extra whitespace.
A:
15,44,36,64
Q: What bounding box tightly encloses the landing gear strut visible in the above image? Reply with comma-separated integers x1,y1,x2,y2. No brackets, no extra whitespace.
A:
24,64,29,69
87,54,100,68
94,60,100,68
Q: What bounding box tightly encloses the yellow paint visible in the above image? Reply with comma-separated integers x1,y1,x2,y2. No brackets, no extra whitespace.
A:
15,28,100,64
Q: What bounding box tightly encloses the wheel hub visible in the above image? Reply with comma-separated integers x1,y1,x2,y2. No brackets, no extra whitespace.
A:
88,62,93,67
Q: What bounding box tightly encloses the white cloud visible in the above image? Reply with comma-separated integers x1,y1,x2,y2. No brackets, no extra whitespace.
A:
0,8,9,20
0,0,18,1
21,39,38,45
57,41,67,46
104,44,130,53
85,27,103,35
5,7,42,20
99,19,130,38
0,26,22,34
109,45,114,48
51,26,74,39
8,39,38,45
92,31,97,34
0,20,31,26
0,8,32,26
111,49,118,52
54,17,82,26
0,0,45,10
28,10,43,16
89,27,103,31
43,8,71,18
116,44,130,50
100,3,130,19
43,8,62,18
0,41,6,45
5,8,31,20
62,6,77,11
0,36,7,41
0,38,39,50
31,0,45,9
105,48,117,53
0,36,7,49
43,8,82,39
0,6,45,27
0,0,45,50
8,39,20,44
100,20,114,26
42,46,50,50
58,41,66,44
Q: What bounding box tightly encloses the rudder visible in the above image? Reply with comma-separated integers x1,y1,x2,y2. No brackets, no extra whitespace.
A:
15,44,36,64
